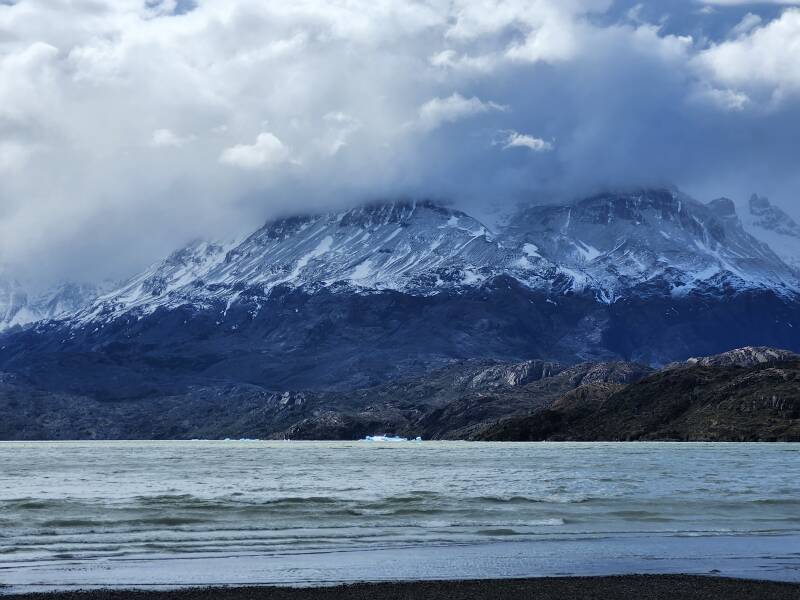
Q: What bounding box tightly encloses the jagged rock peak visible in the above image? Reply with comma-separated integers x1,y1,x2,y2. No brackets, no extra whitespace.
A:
511,187,729,235
750,193,771,212
253,199,465,239
339,199,464,228
573,188,742,225
741,193,800,273
749,194,800,239
707,197,737,218
576,188,687,220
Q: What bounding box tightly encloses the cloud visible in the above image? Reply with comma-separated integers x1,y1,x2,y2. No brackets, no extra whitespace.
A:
701,1,800,5
693,85,751,110
698,9,800,100
0,0,798,286
500,131,554,152
0,141,36,171
731,12,763,36
417,94,507,131
220,132,291,169
429,49,497,73
315,112,361,156
151,128,195,148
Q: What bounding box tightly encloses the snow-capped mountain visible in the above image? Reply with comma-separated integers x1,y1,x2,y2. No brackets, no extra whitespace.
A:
741,194,800,272
508,189,796,302
0,277,32,331
0,278,103,331
75,200,554,325
73,189,798,326
32,282,106,321
2,188,799,397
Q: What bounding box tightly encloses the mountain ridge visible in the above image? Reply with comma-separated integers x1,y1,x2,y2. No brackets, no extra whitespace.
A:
0,188,798,398
5,188,798,334
38,188,799,332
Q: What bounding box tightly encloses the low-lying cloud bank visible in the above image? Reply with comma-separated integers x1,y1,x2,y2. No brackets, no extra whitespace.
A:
0,0,799,283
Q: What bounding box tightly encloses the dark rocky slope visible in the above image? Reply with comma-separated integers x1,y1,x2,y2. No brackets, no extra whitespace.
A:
0,360,647,440
1,281,798,401
2,347,797,441
479,350,800,442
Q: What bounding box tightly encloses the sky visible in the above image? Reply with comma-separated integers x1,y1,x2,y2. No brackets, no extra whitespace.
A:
1,0,799,285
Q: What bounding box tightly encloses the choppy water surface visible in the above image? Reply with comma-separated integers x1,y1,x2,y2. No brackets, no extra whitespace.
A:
1,441,799,589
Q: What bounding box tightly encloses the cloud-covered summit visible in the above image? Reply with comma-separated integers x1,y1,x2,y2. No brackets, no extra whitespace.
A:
0,0,799,285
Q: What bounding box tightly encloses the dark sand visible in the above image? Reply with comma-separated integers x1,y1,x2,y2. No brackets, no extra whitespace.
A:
4,576,800,600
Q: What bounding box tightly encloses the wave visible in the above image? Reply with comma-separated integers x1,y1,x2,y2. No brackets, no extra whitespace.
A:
474,494,592,505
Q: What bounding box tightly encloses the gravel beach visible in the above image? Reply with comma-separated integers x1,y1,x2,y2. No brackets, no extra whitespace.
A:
4,576,800,600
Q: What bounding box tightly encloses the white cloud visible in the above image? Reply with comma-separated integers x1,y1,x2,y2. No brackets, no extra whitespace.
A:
698,9,800,100
0,142,36,172
504,14,584,64
315,112,361,156
442,0,609,67
150,128,195,148
429,49,497,72
731,13,762,37
417,93,507,131
626,4,645,24
220,132,291,169
500,131,554,152
694,86,751,111
0,42,61,126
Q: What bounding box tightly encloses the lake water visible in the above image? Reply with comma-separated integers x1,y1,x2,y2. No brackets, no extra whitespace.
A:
1,441,799,591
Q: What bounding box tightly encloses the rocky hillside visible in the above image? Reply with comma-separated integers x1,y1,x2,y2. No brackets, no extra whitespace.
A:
2,347,797,441
0,359,648,440
479,348,800,442
668,346,799,369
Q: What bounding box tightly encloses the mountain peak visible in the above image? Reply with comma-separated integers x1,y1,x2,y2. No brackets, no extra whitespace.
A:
505,188,793,302
748,193,800,239
0,279,104,332
338,199,460,229
741,193,800,272
707,197,737,218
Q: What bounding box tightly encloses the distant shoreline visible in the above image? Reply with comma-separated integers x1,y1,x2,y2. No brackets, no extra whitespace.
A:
1,438,799,442
4,576,800,600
